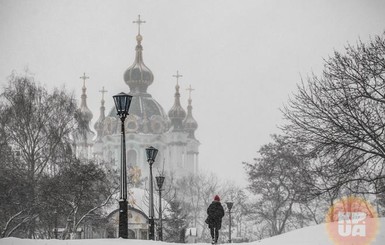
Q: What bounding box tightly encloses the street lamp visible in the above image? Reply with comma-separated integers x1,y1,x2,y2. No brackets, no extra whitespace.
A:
225,202,234,243
54,209,58,239
155,175,165,241
67,217,73,239
113,92,133,239
146,146,158,240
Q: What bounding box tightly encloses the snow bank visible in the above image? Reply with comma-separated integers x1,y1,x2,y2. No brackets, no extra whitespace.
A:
251,218,384,245
1,218,384,245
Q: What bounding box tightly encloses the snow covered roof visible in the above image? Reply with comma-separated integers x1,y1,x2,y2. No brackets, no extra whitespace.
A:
103,187,170,218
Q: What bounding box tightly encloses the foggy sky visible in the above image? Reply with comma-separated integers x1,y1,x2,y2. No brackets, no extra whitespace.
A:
1,0,385,186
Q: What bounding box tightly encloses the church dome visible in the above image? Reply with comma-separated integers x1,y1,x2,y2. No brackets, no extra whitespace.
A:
75,84,93,126
168,83,186,131
105,31,169,135
94,94,106,141
106,94,170,135
76,104,93,123
124,35,154,94
75,74,94,125
74,81,95,144
183,97,198,139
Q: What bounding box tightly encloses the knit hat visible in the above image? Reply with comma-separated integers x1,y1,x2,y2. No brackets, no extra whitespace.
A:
214,195,220,201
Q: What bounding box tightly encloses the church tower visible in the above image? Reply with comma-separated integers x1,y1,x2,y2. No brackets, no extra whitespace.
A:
93,87,107,156
167,71,188,175
168,71,186,132
183,85,199,173
74,73,95,159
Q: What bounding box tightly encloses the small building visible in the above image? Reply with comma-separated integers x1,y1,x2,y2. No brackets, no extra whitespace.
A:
98,188,169,240
105,206,149,239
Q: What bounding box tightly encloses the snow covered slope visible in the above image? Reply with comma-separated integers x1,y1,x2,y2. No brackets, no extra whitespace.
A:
251,218,384,245
1,218,384,245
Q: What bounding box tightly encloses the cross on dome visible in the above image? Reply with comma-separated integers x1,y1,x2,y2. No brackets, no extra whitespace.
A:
124,14,154,93
80,72,89,88
133,14,146,35
186,85,195,100
99,86,108,101
172,70,183,86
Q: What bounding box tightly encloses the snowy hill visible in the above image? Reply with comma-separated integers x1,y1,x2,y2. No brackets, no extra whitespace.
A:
1,218,384,245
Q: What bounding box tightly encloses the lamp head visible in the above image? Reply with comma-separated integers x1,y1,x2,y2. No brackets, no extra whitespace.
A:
225,202,234,211
113,92,132,119
146,146,158,164
155,176,165,189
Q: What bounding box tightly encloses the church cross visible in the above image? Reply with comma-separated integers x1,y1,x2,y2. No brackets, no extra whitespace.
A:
133,15,146,35
186,85,195,99
172,70,183,85
80,72,89,88
99,86,108,100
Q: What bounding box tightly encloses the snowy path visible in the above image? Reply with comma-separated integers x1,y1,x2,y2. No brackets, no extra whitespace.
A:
1,218,384,245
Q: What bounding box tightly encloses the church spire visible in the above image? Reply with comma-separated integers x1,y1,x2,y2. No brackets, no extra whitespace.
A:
124,15,154,94
77,72,93,125
183,85,198,139
168,70,186,132
94,87,107,142
74,72,95,159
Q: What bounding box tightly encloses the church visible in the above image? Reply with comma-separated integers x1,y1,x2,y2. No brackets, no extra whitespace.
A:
71,15,200,239
74,15,199,177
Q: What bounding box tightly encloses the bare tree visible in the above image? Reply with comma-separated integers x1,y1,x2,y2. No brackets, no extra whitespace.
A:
283,33,385,194
39,160,118,239
243,135,309,237
219,182,251,240
161,172,224,242
0,72,77,237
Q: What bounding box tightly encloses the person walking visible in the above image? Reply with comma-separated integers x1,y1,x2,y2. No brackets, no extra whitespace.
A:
206,195,225,244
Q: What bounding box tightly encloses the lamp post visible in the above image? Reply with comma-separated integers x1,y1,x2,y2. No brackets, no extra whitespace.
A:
146,146,158,240
155,175,165,241
54,209,58,239
225,202,234,243
67,217,72,239
113,92,133,239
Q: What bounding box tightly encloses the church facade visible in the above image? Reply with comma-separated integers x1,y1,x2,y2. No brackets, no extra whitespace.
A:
74,22,200,179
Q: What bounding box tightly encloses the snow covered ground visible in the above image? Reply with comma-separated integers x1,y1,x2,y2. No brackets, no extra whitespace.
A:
1,218,384,245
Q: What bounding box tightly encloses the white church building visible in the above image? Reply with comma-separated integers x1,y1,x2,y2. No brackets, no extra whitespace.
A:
73,17,199,179
71,16,200,240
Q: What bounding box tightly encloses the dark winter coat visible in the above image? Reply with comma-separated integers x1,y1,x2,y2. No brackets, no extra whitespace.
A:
206,201,225,229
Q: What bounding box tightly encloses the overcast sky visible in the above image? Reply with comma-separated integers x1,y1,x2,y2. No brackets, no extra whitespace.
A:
1,0,385,187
